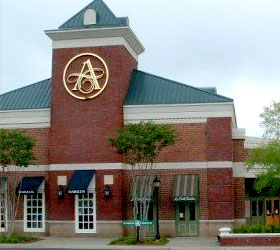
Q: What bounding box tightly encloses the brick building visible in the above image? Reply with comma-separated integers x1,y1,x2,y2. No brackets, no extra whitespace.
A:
0,0,273,237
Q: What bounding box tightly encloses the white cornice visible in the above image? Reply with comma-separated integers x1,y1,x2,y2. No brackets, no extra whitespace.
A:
232,128,246,139
0,109,50,129
124,102,237,127
244,136,268,149
45,26,145,61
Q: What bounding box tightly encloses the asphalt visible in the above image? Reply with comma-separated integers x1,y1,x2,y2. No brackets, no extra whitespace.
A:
1,237,280,250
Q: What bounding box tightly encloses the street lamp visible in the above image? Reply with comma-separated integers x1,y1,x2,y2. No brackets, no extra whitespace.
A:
153,176,161,240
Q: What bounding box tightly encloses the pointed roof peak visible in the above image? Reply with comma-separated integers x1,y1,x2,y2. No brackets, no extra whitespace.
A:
59,0,128,29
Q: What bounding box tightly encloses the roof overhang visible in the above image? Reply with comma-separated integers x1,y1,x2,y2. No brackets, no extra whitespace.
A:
45,26,145,61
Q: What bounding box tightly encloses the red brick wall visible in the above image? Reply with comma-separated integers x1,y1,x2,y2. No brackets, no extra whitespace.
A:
233,139,245,162
50,46,137,164
95,170,123,220
158,123,207,162
23,128,50,165
207,168,234,219
206,118,232,161
220,236,280,246
234,177,245,218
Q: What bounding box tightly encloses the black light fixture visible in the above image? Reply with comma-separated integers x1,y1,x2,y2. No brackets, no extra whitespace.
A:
153,176,161,240
104,185,111,200
57,185,65,199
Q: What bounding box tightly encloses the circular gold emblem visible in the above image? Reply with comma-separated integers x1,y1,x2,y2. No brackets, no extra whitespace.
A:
63,53,109,100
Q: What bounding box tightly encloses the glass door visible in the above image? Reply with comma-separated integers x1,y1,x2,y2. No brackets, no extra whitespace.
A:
265,198,280,226
175,201,198,236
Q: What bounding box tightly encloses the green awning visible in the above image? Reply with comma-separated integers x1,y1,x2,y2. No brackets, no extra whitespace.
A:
173,175,198,202
131,175,154,202
0,177,7,192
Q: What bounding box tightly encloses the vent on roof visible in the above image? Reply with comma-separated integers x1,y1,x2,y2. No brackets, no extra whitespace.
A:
83,9,97,25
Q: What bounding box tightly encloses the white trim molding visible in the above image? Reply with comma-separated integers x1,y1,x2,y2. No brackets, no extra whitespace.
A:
232,128,245,139
50,163,123,171
233,162,265,178
124,161,233,170
45,26,145,62
4,161,234,172
124,102,237,127
0,109,50,129
245,136,268,149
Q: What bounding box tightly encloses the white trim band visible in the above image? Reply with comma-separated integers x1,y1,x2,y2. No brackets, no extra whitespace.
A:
4,161,234,172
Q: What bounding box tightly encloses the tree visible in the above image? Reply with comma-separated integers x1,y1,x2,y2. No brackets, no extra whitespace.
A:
260,100,280,139
246,140,280,196
0,129,35,236
109,122,176,237
246,100,280,196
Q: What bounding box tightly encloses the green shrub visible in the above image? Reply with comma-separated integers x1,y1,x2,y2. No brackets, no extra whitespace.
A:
272,225,280,233
0,234,39,243
232,224,280,234
232,225,249,233
262,225,273,233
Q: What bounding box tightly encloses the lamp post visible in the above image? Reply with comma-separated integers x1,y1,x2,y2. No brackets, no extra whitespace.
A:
153,176,161,240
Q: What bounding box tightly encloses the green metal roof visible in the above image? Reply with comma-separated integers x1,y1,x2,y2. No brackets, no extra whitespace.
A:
124,70,233,105
0,79,51,111
0,71,232,111
59,0,128,29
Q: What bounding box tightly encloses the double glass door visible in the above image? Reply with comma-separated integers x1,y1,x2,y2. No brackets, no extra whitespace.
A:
265,198,280,226
175,201,198,236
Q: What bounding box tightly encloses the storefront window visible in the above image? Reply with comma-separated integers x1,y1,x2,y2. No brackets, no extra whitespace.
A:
76,192,96,233
24,193,45,232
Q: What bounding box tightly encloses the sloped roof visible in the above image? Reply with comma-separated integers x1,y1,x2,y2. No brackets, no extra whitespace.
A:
0,71,233,111
59,0,128,29
0,79,51,111
124,70,233,105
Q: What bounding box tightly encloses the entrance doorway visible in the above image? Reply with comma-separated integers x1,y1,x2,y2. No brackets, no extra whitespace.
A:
265,198,280,226
175,201,198,236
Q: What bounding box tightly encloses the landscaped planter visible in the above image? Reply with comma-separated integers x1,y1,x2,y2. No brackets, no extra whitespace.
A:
220,233,280,246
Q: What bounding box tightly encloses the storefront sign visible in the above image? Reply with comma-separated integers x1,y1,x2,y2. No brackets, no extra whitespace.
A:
123,220,153,227
63,53,109,100
174,196,195,202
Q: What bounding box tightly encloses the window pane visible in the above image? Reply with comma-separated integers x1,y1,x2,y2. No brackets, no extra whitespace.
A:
266,200,272,215
258,200,263,216
274,200,279,215
77,192,95,232
252,201,257,216
25,193,44,230
189,202,196,221
179,203,185,221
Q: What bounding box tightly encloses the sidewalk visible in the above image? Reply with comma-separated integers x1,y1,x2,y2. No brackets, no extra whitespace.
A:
1,236,280,250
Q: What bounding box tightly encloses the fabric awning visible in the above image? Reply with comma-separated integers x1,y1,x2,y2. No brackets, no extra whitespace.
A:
0,177,7,192
16,176,44,194
173,175,198,202
67,170,95,194
130,175,154,202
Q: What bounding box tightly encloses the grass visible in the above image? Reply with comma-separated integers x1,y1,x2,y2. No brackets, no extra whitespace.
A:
110,236,168,245
0,234,40,244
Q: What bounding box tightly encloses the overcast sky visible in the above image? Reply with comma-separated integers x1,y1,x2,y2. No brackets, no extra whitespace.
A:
1,0,280,137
